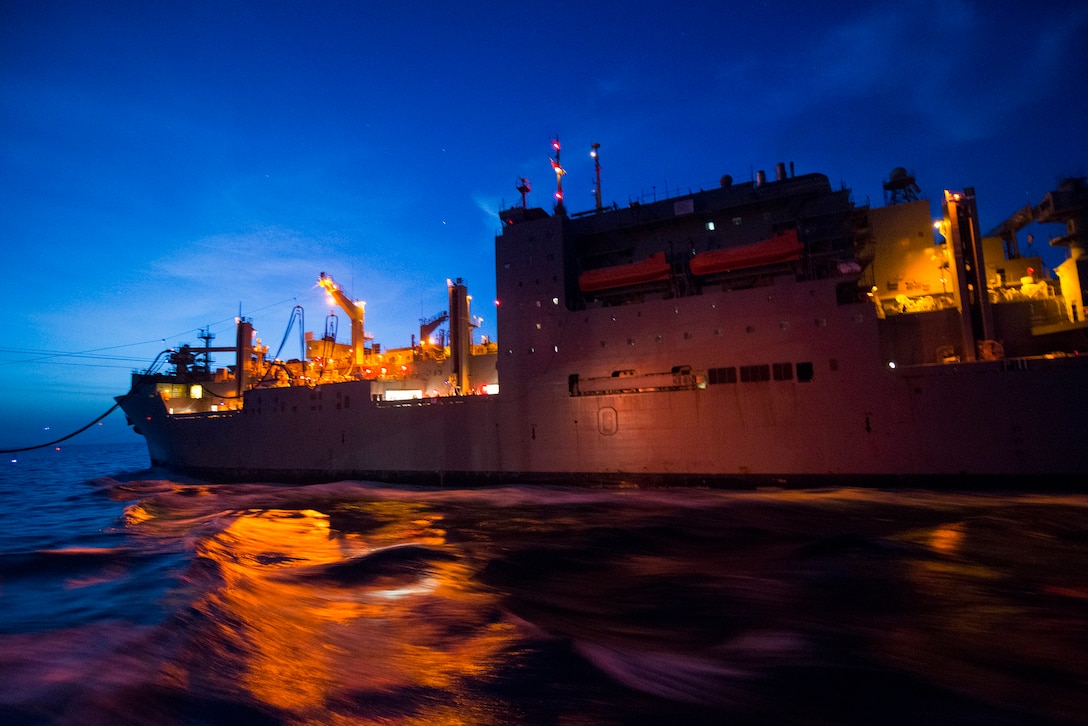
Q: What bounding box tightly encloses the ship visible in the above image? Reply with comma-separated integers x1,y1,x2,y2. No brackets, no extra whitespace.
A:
118,146,1088,487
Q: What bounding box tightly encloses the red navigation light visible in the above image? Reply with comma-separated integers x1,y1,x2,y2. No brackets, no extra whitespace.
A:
555,191,563,201
552,139,560,151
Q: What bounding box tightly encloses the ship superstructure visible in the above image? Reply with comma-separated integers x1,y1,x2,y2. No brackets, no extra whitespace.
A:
119,148,1088,486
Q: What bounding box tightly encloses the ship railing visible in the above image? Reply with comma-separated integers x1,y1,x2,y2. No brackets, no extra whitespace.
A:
374,394,491,409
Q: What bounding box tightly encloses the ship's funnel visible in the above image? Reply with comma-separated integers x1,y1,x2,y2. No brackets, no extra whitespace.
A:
235,319,253,396
448,278,471,394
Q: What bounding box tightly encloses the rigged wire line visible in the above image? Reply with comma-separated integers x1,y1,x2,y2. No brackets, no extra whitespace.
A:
1,350,172,454
1,295,303,368
3,295,305,452
0,347,151,362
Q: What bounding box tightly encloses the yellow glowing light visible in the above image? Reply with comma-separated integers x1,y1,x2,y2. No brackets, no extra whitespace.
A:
189,384,203,399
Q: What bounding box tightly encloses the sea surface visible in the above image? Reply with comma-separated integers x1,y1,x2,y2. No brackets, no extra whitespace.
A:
1,443,1086,725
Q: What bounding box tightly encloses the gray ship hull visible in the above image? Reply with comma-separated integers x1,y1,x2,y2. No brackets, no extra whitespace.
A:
120,163,1088,486
121,276,1088,486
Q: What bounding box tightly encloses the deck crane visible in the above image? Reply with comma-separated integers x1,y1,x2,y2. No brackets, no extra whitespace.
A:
317,272,365,373
419,310,448,350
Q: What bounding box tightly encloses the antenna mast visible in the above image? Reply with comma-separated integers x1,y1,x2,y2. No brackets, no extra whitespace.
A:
516,177,531,208
591,142,602,211
550,136,566,215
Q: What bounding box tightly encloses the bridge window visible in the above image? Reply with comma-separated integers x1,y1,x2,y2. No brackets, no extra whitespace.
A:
740,364,771,382
708,366,737,384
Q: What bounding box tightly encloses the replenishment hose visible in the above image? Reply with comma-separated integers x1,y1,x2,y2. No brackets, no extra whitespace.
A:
1,349,172,454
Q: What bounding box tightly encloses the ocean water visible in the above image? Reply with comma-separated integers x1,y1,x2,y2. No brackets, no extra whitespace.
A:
1,444,1086,725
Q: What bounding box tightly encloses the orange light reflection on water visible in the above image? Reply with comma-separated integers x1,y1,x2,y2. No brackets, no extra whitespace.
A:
180,503,517,720
926,522,964,554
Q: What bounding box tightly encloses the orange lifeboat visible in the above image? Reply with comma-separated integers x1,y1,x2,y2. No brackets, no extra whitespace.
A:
578,252,671,292
689,229,802,276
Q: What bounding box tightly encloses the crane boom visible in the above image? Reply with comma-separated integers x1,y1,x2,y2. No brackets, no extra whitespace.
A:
317,272,365,371
318,272,365,322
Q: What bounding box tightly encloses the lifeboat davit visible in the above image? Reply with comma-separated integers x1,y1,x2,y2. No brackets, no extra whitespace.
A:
689,229,802,276
579,252,671,292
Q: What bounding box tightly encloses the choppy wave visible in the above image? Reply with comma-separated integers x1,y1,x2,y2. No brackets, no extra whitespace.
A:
2,452,1087,724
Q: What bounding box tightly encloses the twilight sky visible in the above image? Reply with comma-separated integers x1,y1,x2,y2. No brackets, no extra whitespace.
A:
2,0,1086,448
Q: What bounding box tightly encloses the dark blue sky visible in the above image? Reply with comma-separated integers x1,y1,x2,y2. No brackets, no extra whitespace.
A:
2,0,1087,447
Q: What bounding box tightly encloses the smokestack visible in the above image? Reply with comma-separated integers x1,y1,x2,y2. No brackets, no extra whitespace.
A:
235,319,253,398
756,170,766,187
775,162,787,181
448,278,471,394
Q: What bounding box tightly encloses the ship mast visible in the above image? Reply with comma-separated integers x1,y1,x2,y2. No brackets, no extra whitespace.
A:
550,136,566,215
591,142,602,212
516,177,531,208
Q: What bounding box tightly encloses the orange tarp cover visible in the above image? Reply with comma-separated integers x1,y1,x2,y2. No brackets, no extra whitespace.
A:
689,229,802,276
